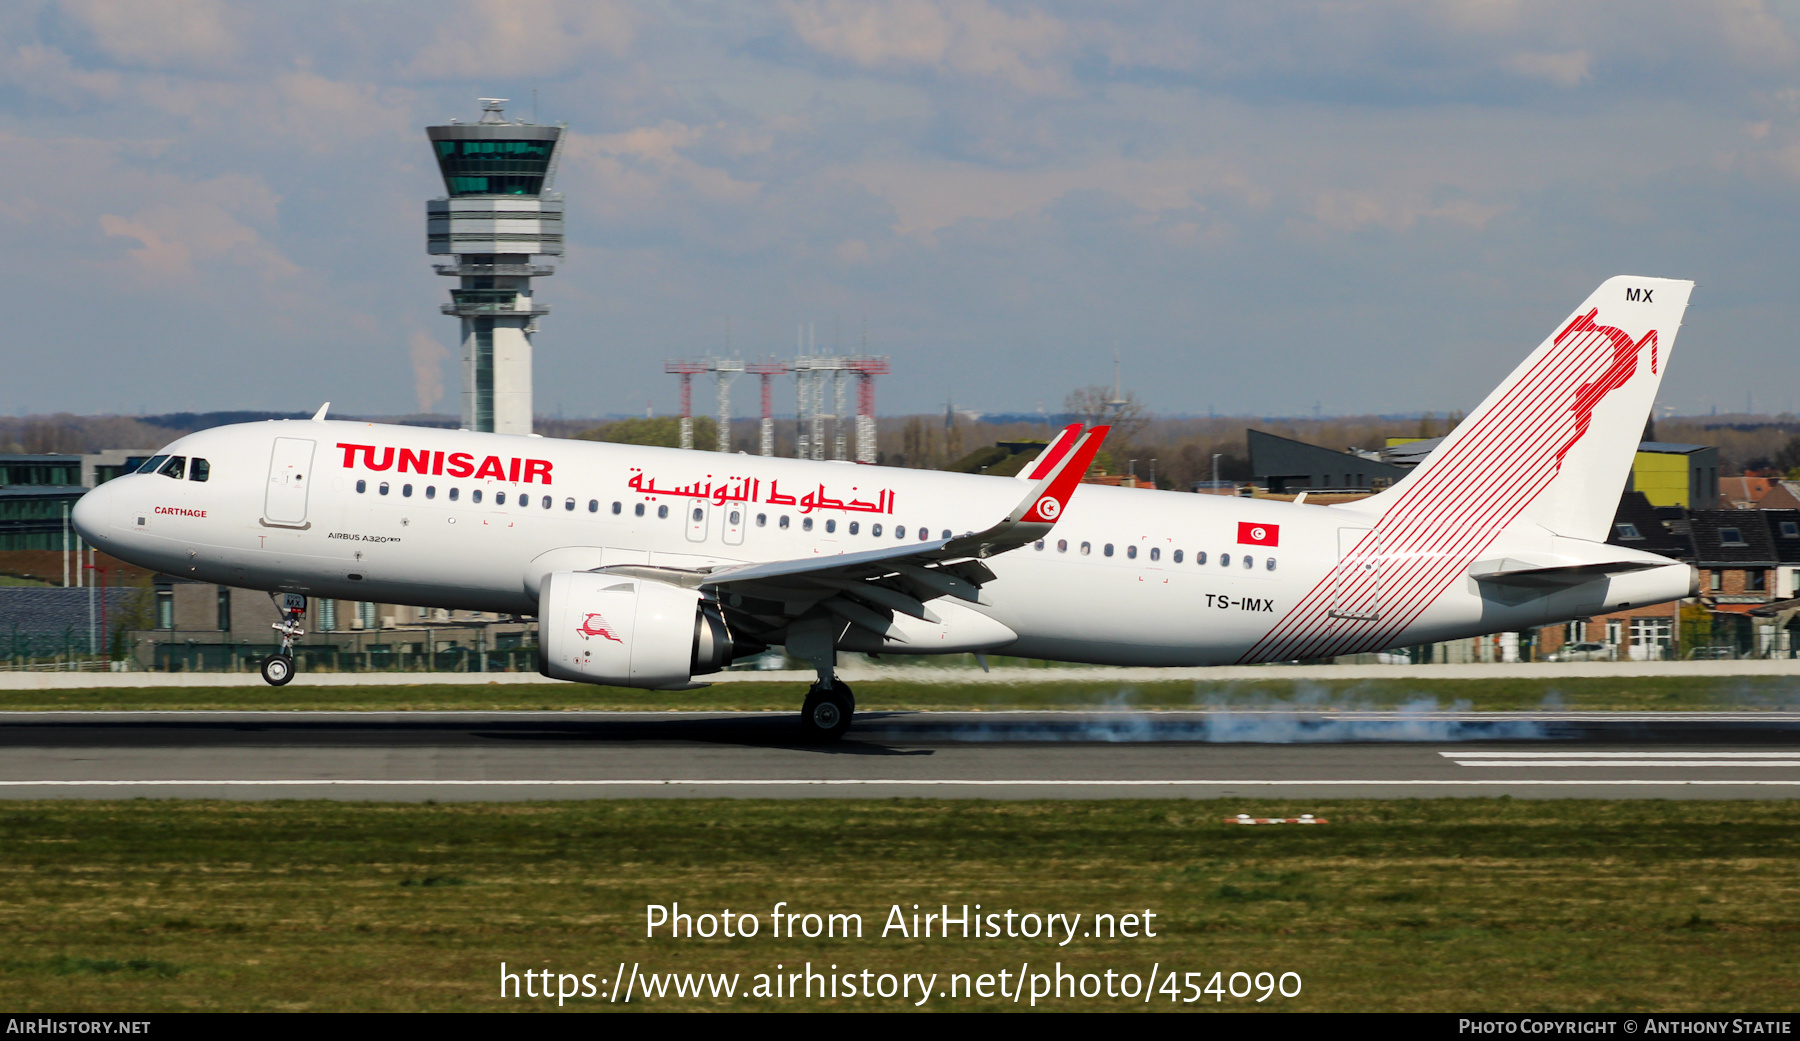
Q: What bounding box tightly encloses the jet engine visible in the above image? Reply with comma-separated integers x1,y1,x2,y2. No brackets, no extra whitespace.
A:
537,571,742,688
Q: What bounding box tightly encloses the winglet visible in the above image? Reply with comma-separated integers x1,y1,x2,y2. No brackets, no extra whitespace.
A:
1016,425,1108,524
1018,424,1082,481
311,402,331,422
940,425,1109,558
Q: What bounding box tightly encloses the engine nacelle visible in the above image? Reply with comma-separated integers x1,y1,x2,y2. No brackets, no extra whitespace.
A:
537,572,739,688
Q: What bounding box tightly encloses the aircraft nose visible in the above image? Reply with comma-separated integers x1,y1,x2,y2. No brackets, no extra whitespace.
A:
71,481,113,546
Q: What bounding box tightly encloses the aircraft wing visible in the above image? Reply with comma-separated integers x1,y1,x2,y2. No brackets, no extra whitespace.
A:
593,426,1109,642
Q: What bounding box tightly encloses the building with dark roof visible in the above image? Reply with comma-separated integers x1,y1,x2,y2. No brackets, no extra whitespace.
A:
1687,509,1779,615
1247,429,1408,493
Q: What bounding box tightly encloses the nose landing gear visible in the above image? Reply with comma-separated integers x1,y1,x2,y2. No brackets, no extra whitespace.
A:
262,592,306,687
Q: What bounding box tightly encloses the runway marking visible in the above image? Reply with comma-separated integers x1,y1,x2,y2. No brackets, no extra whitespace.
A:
1446,751,1800,769
5,779,1800,788
1444,752,1800,758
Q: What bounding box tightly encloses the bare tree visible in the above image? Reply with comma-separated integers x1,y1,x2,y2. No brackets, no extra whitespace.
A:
1063,385,1149,442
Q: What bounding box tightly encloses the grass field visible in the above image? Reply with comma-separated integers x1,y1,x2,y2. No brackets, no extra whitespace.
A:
1,674,1797,713
1,799,1797,1012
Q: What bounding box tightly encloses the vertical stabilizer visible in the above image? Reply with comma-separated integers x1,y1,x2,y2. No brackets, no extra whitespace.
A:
1354,276,1693,542
1243,277,1693,664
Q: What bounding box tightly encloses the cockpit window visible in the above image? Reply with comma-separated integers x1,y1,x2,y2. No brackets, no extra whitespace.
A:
157,456,186,480
136,455,169,475
189,458,210,482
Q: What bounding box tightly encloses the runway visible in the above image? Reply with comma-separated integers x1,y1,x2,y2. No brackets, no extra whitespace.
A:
2,709,1799,799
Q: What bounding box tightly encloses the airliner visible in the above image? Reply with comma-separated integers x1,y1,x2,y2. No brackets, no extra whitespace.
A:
73,276,1697,738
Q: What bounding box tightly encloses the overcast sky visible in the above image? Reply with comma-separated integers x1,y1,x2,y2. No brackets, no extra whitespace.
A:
4,0,1799,421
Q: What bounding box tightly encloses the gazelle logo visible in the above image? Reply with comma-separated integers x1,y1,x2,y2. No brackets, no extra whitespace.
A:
576,613,621,642
1034,496,1061,519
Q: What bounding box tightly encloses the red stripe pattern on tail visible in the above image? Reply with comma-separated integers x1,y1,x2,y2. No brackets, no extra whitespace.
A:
1238,308,1656,663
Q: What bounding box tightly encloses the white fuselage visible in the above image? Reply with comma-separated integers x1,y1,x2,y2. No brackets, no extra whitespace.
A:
73,419,1689,667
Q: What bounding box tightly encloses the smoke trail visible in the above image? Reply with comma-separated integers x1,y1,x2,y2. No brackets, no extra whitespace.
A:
862,687,1554,743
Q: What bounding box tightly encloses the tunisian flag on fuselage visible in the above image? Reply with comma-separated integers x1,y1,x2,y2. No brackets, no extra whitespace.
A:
1237,522,1279,547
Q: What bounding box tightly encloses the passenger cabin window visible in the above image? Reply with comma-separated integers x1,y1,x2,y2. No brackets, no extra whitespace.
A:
780,516,791,530
897,526,907,539
1034,540,1045,551
657,505,669,519
872,524,882,537
1220,553,1231,567
158,456,186,480
1173,549,1183,563
1104,543,1114,557
472,490,482,504
496,491,506,505
634,503,644,517
355,480,366,494
1195,551,1207,565
803,518,813,532
1242,555,1253,569
1057,539,1067,553
756,513,767,527
693,507,704,522
1080,542,1091,555
402,484,413,497
449,487,459,501
610,501,621,514
188,458,209,482
566,498,577,511
825,519,837,534
1266,558,1277,572
542,495,551,509
1125,545,1136,559
379,482,390,496
425,486,436,499
1149,547,1160,561
847,521,858,535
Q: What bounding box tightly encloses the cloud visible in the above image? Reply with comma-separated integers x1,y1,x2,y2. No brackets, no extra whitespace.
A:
783,0,1072,93
61,0,239,70
403,0,636,80
1504,49,1591,88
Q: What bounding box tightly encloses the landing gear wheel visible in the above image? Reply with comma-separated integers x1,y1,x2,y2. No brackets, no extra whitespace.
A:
260,653,294,687
800,683,854,741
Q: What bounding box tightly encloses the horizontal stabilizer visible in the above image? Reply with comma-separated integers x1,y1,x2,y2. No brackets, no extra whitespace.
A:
1468,557,1664,588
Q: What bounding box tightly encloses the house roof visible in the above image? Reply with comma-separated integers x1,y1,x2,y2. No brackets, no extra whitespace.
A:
1686,510,1778,567
1606,491,1692,558
1637,442,1713,455
1757,482,1800,510
1763,509,1800,564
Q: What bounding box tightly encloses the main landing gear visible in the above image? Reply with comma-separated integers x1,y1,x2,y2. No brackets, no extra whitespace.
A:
800,680,855,741
261,592,307,687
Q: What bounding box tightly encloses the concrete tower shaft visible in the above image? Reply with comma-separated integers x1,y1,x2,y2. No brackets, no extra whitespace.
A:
426,99,564,434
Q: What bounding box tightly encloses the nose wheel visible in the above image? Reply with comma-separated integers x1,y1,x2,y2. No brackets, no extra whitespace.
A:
264,592,306,687
800,682,854,740
260,653,294,686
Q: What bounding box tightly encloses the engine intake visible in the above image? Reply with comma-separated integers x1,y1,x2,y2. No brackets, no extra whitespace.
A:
537,571,742,688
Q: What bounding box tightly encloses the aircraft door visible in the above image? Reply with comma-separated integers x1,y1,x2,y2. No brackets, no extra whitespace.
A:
721,504,745,546
264,437,315,527
685,501,710,543
1329,527,1381,621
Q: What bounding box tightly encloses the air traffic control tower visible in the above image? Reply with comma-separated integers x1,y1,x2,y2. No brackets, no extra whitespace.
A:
427,99,564,434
